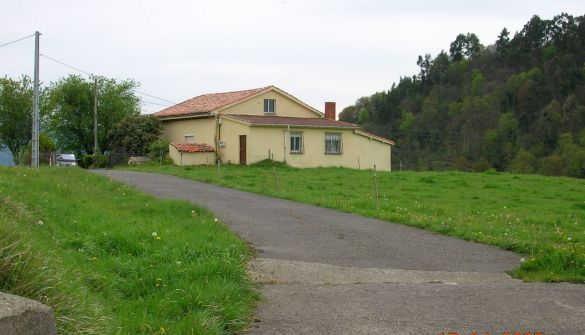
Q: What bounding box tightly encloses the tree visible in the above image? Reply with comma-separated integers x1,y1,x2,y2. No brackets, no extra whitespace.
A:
449,34,466,62
338,105,358,124
510,149,537,173
464,33,482,59
416,54,433,83
44,75,140,154
429,51,450,84
0,76,33,164
520,15,547,52
496,28,510,55
539,155,565,176
358,107,369,126
558,133,585,178
470,69,486,96
346,12,585,178
449,33,483,61
535,99,562,154
108,114,162,155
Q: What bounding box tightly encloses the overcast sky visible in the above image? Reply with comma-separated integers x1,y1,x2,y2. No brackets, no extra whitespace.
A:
1,1,583,115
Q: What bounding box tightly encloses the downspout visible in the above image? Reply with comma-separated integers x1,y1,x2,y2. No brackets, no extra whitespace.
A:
215,114,221,164
284,125,289,164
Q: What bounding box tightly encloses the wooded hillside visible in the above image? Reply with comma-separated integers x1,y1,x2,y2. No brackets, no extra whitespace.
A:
340,13,585,178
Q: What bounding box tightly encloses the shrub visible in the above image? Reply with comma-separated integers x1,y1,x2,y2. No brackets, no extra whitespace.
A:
79,154,94,169
79,154,108,169
448,156,472,171
510,149,537,174
148,139,169,164
108,115,162,156
539,155,565,176
473,157,491,172
20,133,57,165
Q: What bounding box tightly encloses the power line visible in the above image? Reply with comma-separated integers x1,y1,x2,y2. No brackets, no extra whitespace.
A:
39,53,177,106
0,34,35,49
140,100,172,107
40,53,93,76
135,91,177,105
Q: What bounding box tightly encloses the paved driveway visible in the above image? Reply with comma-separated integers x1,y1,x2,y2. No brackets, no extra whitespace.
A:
95,170,585,335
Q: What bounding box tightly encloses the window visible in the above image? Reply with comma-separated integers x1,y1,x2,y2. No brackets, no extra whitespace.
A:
184,134,194,143
325,133,342,155
290,132,303,154
264,99,275,114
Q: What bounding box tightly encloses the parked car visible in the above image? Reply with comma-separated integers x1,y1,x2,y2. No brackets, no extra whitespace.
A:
56,154,77,166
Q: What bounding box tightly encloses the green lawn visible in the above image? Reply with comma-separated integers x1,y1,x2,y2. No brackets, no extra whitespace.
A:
0,166,256,334
124,162,585,283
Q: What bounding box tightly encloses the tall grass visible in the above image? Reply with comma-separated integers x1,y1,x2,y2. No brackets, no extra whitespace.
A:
0,166,256,334
125,163,585,283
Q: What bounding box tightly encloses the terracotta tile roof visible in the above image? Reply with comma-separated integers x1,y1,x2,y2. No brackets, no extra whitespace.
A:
171,143,215,153
154,86,272,118
224,114,359,129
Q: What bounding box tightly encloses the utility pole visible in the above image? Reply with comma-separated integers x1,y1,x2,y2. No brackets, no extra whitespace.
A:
93,76,98,154
31,31,40,167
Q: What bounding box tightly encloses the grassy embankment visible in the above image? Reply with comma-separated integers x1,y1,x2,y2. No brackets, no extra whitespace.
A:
125,162,585,283
0,166,256,334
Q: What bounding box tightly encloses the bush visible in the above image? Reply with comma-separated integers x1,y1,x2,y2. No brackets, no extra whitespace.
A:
510,149,537,174
79,154,108,169
79,155,93,169
473,157,491,172
20,133,57,165
448,156,472,171
108,115,162,155
539,155,565,176
92,155,108,168
148,139,169,164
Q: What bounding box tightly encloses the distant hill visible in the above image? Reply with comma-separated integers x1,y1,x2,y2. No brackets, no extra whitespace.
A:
340,13,585,178
0,146,15,166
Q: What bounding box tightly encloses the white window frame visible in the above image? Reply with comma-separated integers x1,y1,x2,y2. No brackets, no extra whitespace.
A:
325,133,342,155
184,134,195,143
264,99,275,114
290,131,304,154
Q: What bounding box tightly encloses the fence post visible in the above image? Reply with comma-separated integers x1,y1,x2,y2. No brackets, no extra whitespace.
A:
272,160,279,193
373,163,380,210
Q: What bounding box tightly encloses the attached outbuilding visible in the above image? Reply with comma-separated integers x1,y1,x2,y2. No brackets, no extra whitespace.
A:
169,143,215,166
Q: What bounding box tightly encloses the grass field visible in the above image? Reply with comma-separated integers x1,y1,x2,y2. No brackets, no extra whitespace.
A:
0,166,256,334
125,162,585,283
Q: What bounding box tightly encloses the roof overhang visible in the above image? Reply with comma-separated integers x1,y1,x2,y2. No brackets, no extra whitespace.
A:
220,114,357,130
354,130,395,145
158,113,214,121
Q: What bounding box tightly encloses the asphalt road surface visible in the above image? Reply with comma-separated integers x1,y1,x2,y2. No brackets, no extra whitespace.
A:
95,170,585,335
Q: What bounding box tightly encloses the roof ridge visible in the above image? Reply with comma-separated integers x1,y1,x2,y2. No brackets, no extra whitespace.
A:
226,114,358,125
196,85,272,98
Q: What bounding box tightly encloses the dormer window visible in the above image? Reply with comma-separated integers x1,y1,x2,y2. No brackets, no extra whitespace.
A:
264,99,275,114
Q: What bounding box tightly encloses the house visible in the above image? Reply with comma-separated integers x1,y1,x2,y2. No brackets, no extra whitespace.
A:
153,85,394,171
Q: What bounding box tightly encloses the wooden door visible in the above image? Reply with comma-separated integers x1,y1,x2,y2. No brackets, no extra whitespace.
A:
239,135,246,165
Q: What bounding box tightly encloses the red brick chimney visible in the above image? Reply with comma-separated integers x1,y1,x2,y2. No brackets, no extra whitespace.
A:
325,102,336,120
